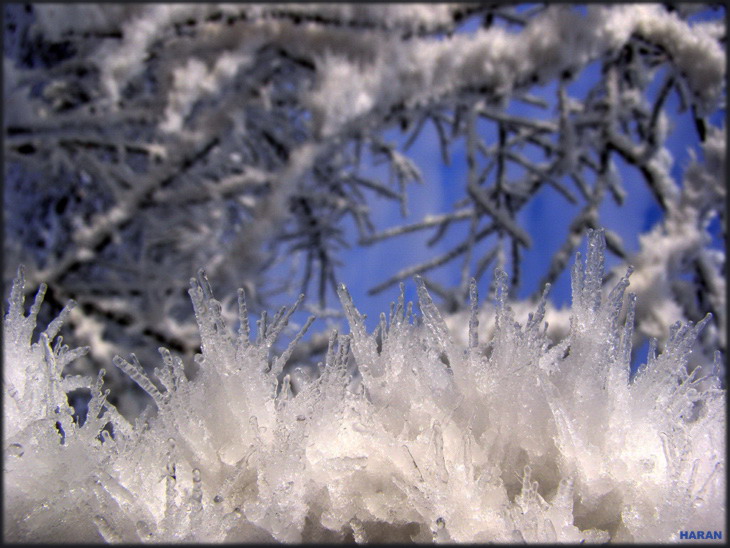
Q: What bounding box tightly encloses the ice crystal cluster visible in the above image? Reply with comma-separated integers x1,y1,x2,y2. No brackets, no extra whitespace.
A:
2,231,725,543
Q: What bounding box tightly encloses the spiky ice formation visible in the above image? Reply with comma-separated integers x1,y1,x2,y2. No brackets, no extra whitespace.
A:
3,230,725,542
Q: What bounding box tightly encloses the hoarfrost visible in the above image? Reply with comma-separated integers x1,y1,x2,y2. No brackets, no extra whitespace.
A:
3,230,724,542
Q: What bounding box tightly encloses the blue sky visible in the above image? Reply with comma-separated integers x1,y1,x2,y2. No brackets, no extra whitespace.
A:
253,5,725,368
326,5,725,337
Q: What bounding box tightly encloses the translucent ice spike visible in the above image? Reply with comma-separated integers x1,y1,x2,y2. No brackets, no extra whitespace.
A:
41,299,77,344
157,347,187,392
337,283,378,370
27,284,46,332
113,353,166,408
270,316,315,378
5,266,46,344
552,477,575,512
391,282,406,327
570,252,584,312
666,314,713,369
415,275,452,347
265,294,305,346
237,288,250,348
525,283,551,334
256,310,268,345
468,278,479,349
603,266,634,360
324,329,338,369
378,312,387,349
582,228,606,313
620,293,637,366
7,265,28,320
188,269,233,347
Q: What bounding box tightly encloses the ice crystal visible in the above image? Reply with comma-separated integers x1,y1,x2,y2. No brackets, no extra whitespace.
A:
3,230,725,542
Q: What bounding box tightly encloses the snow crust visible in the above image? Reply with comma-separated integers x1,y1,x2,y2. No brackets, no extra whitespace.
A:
3,230,724,542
